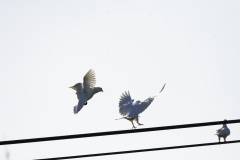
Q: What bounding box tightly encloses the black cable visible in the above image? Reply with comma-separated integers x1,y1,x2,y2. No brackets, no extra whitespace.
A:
1,119,240,145
34,140,240,160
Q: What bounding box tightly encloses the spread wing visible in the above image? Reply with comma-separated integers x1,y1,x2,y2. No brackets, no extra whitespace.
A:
119,91,133,116
83,69,96,89
151,83,166,98
134,97,155,115
133,84,166,114
159,83,166,93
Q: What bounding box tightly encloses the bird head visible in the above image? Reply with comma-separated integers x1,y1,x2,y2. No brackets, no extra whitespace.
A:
95,87,103,93
223,119,228,124
69,83,79,91
135,100,141,104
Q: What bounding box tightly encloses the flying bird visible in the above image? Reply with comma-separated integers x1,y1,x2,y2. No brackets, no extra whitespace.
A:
116,83,166,129
215,119,230,142
70,69,103,114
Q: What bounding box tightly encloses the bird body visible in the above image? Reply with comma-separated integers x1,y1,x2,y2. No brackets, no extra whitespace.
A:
70,69,103,114
215,120,230,142
116,83,166,129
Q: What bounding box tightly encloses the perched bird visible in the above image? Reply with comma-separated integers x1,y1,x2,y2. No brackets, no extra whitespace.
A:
70,69,103,114
215,119,230,142
116,83,166,129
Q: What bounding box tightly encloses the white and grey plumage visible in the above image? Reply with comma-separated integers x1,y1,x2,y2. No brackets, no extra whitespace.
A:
116,83,166,129
215,119,230,142
70,69,103,114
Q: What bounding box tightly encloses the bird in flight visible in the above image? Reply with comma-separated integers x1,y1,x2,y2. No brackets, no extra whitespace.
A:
70,69,103,114
116,83,166,129
215,119,230,142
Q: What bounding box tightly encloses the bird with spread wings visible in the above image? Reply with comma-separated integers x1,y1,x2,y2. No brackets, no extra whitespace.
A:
116,83,166,129
70,69,103,114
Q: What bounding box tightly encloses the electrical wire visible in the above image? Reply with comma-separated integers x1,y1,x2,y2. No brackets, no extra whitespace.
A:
1,119,239,145
34,140,240,160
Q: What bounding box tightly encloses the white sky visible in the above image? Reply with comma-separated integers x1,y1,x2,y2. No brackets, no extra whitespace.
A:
0,0,240,159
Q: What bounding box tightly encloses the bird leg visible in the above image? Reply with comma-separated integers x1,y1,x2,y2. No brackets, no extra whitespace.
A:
131,121,136,129
224,136,226,143
136,118,143,126
218,136,220,143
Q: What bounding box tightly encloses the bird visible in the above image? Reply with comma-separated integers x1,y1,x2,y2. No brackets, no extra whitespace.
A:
69,69,103,114
116,83,166,129
215,119,230,142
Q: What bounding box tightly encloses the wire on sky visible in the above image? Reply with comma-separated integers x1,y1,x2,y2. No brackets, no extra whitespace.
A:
1,119,240,145
34,140,240,160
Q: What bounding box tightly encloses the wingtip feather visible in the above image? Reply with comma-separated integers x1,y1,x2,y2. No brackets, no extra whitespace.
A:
159,83,166,93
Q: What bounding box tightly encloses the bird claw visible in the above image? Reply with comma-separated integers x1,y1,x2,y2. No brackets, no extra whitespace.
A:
138,123,143,126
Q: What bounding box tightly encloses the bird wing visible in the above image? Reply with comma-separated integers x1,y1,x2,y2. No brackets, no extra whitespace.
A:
216,126,230,136
134,97,155,114
119,91,133,116
73,93,87,114
151,83,167,98
133,84,166,114
159,83,166,93
83,69,96,89
76,83,84,100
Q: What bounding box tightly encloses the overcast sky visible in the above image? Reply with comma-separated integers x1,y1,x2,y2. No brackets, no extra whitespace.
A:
0,0,240,159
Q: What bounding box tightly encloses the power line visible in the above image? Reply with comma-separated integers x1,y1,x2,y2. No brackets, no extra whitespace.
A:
1,119,240,145
34,140,240,160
